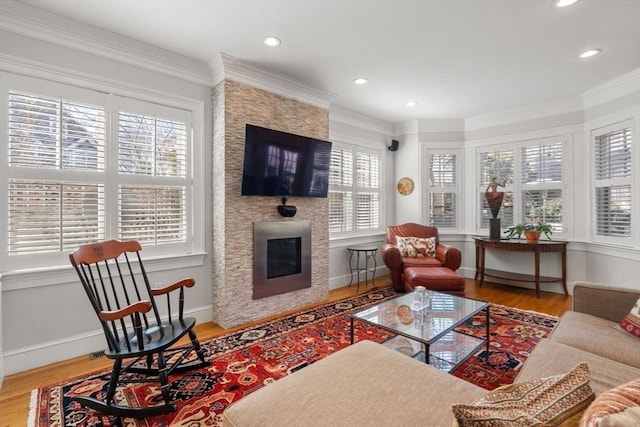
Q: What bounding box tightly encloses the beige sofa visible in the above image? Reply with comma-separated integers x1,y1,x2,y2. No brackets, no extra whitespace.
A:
221,281,640,427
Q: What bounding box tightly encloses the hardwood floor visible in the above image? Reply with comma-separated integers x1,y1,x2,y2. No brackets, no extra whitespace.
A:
0,277,571,426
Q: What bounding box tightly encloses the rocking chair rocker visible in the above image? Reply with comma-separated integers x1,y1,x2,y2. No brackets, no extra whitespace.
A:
69,240,210,418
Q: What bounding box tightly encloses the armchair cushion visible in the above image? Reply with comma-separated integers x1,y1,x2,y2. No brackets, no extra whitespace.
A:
396,236,436,258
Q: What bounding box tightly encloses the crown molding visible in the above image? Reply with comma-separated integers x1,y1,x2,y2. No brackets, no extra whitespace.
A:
582,68,640,110
329,105,394,136
0,0,212,86
464,97,584,132
393,118,465,136
212,53,336,109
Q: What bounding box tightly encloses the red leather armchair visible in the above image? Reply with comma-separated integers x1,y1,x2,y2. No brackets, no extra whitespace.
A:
381,223,462,292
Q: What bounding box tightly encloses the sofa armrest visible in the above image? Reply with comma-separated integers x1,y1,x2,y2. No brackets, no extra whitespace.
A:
573,281,640,323
436,243,461,271
381,243,404,292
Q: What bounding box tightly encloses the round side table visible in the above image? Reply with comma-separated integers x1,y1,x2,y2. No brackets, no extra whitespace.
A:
347,245,379,292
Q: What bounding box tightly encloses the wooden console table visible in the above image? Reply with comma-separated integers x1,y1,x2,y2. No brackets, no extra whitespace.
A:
473,237,568,298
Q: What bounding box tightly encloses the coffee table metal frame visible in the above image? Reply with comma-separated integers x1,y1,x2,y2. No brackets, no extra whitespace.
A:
349,291,490,372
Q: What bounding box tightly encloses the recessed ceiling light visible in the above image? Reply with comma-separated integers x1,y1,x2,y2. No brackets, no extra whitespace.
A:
264,36,281,47
554,0,579,8
579,49,601,58
353,77,368,85
406,101,418,107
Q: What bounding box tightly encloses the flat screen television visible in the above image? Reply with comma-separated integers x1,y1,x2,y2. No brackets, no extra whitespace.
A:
241,124,332,197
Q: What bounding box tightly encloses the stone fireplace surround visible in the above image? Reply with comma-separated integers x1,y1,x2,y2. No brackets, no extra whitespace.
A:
211,76,333,329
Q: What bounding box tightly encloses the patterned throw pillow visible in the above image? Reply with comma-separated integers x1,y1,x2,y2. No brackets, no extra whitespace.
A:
616,298,640,339
580,377,640,427
395,236,436,258
451,362,595,427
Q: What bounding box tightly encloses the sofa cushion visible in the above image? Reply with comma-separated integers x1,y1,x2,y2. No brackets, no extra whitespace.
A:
549,311,640,369
581,377,640,427
616,297,640,339
221,340,486,427
401,256,443,268
517,339,640,396
451,362,594,427
396,236,436,258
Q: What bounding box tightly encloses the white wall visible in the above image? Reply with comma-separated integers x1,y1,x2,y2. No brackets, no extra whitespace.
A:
0,29,214,375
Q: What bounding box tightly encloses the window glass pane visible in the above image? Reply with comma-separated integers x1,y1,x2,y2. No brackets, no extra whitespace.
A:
479,150,513,188
429,193,457,228
328,191,352,233
356,152,379,189
596,186,631,237
329,148,352,186
356,192,379,230
119,113,188,177
9,92,105,171
523,189,562,231
595,128,632,180
8,180,104,254
521,143,562,184
429,154,456,187
480,192,513,228
119,185,187,243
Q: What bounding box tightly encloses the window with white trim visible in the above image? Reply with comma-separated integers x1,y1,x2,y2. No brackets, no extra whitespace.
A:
593,122,632,240
3,75,195,269
426,151,460,229
477,138,566,235
329,143,382,237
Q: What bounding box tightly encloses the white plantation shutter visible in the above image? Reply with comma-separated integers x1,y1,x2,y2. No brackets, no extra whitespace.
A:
594,125,632,238
8,92,105,171
355,152,380,230
7,91,105,255
520,141,563,230
329,147,353,233
117,111,189,243
329,143,381,236
8,181,104,254
428,153,458,228
119,185,186,243
479,149,514,228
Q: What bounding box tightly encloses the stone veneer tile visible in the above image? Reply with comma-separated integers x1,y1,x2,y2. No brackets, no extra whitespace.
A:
212,80,330,328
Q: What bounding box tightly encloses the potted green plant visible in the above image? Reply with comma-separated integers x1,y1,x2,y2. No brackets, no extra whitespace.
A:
504,222,553,243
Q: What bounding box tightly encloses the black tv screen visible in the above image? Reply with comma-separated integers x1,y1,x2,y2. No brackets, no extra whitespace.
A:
241,124,332,197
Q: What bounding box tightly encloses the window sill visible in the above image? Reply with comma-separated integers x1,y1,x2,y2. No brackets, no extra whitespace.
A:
1,251,207,291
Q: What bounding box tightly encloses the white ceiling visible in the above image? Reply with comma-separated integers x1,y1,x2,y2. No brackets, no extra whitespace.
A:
17,0,640,124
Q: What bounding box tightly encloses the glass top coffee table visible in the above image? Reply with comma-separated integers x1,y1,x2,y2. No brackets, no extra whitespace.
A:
349,290,490,372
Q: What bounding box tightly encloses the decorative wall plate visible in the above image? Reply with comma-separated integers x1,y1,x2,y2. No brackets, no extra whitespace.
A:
397,177,414,195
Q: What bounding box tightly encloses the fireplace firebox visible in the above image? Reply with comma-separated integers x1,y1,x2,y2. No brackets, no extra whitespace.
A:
253,221,312,299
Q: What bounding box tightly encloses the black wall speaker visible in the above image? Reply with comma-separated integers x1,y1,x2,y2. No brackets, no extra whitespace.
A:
388,139,399,151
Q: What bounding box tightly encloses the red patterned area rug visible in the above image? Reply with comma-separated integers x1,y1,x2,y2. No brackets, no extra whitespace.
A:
30,288,557,427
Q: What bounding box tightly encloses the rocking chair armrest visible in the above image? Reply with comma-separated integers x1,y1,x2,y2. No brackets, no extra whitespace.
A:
98,301,153,322
150,278,196,296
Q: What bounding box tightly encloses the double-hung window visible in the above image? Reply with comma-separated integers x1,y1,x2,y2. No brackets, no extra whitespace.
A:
592,121,632,241
426,151,460,229
2,75,195,270
329,142,382,238
477,138,565,234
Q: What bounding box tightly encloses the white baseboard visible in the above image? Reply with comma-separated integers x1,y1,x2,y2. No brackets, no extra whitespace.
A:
4,305,213,376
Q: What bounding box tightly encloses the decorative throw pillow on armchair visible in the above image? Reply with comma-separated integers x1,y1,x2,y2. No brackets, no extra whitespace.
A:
396,236,436,258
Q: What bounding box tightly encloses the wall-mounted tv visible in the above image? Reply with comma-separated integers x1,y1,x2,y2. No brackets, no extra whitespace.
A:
241,124,333,197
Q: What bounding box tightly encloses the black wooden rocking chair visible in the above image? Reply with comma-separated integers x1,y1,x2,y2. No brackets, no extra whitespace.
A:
69,240,210,418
